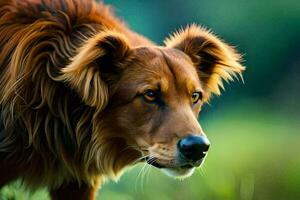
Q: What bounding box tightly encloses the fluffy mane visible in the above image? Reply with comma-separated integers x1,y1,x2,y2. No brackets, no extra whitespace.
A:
0,0,139,188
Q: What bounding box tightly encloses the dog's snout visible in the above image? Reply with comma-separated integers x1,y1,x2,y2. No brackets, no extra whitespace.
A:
177,135,210,162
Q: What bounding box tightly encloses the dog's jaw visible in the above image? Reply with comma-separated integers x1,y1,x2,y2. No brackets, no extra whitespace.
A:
161,167,195,179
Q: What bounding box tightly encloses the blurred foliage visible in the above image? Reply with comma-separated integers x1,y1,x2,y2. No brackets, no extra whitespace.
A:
1,0,300,199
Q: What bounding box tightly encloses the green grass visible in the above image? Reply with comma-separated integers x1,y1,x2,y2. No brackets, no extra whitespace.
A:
1,102,300,200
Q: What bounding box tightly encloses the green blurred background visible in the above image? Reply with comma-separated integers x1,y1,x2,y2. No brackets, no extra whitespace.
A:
1,0,300,199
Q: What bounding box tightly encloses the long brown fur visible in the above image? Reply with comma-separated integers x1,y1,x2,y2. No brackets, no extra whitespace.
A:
0,0,143,189
0,0,244,199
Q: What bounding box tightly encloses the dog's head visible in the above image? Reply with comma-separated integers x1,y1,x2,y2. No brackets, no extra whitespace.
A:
62,25,244,178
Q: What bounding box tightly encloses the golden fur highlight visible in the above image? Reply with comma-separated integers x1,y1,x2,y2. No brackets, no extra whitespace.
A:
60,31,131,109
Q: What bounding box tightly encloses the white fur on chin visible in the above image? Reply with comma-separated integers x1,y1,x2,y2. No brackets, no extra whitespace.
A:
161,167,195,179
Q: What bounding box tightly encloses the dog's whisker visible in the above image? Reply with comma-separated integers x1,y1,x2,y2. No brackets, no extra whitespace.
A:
135,157,153,193
132,155,149,164
146,157,157,165
141,157,156,190
145,164,152,186
195,162,207,177
201,163,207,175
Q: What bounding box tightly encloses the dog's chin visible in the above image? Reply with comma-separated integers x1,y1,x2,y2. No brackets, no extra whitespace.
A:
160,167,195,179
145,157,201,179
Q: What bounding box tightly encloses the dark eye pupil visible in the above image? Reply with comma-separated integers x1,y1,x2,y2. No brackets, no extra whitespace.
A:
143,90,157,102
146,91,155,97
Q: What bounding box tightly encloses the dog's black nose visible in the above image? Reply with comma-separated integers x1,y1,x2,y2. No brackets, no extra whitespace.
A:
177,135,210,162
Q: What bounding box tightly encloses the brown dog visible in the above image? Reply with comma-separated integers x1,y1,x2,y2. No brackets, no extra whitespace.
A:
0,0,244,199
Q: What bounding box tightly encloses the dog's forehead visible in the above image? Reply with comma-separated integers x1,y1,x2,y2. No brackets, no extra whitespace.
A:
160,48,200,82
131,47,201,91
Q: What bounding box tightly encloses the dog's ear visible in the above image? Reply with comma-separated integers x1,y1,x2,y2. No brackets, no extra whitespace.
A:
60,31,131,109
165,24,245,101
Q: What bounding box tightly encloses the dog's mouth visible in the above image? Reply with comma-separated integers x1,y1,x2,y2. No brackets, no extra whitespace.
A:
146,159,193,169
146,159,164,168
146,157,202,168
145,156,204,178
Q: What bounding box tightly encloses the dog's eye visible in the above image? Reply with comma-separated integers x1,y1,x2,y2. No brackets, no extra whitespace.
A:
143,90,157,102
191,92,202,104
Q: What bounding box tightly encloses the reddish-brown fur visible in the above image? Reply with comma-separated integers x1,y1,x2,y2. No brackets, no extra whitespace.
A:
0,0,244,199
